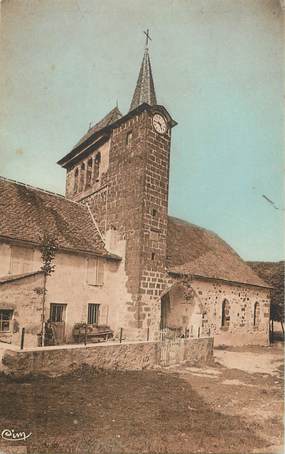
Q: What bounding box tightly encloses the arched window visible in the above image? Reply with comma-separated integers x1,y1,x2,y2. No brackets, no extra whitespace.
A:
86,159,92,188
73,168,79,193
253,302,260,327
79,162,85,192
221,299,230,330
93,152,101,182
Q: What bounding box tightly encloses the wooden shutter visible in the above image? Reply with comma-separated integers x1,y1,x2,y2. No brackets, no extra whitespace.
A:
87,257,97,285
10,246,33,274
96,258,104,285
87,257,104,285
100,304,109,324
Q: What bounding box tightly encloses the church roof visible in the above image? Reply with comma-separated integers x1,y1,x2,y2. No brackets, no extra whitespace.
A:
129,47,157,112
0,177,113,257
73,106,122,150
166,216,269,288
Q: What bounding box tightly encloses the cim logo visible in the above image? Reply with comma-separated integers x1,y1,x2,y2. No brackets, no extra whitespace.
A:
1,429,32,442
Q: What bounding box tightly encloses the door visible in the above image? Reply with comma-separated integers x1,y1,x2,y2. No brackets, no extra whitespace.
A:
160,293,170,330
50,304,67,344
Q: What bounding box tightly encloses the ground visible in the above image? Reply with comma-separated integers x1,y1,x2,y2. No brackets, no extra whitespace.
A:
0,344,283,454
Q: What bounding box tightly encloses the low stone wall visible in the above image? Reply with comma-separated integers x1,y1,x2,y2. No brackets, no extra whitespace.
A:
2,337,213,377
183,337,214,364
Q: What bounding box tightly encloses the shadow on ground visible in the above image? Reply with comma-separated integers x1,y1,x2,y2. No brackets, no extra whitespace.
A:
0,366,265,454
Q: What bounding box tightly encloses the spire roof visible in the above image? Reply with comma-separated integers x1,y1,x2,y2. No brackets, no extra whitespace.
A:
129,45,157,112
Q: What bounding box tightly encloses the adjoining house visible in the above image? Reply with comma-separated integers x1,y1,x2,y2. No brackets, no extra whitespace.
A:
0,40,271,348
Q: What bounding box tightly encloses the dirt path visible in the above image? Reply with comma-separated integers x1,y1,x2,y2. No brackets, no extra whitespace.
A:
169,344,284,454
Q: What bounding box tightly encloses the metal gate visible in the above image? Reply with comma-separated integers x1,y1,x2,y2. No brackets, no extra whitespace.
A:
159,336,185,367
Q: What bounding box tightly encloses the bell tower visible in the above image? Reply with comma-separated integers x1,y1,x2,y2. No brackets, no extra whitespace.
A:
58,32,177,339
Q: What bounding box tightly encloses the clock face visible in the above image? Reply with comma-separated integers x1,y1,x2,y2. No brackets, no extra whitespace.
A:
152,113,167,135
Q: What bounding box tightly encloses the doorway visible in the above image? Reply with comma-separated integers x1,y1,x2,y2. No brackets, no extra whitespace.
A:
160,293,170,330
50,303,67,344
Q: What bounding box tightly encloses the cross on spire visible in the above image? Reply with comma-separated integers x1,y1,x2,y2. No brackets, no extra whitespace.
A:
129,29,157,111
144,29,152,48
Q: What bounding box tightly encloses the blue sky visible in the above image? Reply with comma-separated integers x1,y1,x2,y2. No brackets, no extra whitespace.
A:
0,0,283,261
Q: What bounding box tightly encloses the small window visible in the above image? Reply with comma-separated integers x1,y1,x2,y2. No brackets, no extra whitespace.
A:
253,302,260,326
93,152,101,182
221,299,230,329
79,162,85,192
86,159,93,188
0,310,13,332
87,257,104,286
152,208,157,217
50,304,66,323
126,131,132,146
151,252,155,261
74,168,79,193
88,304,100,325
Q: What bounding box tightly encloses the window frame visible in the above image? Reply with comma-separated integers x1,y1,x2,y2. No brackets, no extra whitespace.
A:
253,302,260,327
86,158,93,189
50,303,67,323
0,309,14,333
221,299,230,330
87,303,100,325
74,167,79,193
126,130,133,146
79,162,86,192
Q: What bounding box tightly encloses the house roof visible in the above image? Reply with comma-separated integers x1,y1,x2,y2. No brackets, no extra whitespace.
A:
0,271,44,284
166,216,269,288
0,177,111,257
247,261,284,306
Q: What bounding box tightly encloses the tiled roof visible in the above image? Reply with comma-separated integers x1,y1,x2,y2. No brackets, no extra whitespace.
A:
73,106,122,150
247,261,283,297
0,177,108,256
0,271,43,284
166,216,268,288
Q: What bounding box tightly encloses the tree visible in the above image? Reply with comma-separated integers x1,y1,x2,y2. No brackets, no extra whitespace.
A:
39,233,58,346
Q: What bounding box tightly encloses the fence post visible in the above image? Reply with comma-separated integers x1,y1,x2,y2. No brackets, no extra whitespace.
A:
20,327,25,350
198,327,200,338
84,324,88,345
119,328,123,343
147,327,150,341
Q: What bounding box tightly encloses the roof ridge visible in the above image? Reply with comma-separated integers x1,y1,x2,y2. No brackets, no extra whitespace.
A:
0,175,84,208
168,215,223,239
85,203,105,244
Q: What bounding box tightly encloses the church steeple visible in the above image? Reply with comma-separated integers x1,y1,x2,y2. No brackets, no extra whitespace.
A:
129,30,157,112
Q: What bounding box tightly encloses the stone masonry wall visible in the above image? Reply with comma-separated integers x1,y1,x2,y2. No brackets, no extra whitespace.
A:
0,273,44,348
190,279,270,346
2,337,213,377
74,108,173,339
159,275,270,346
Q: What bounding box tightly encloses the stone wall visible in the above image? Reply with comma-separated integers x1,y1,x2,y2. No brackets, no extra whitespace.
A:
2,337,213,377
191,278,270,346
162,276,270,346
0,273,44,348
72,106,173,339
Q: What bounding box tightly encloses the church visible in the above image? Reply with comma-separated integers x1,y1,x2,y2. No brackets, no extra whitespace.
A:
0,37,271,348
